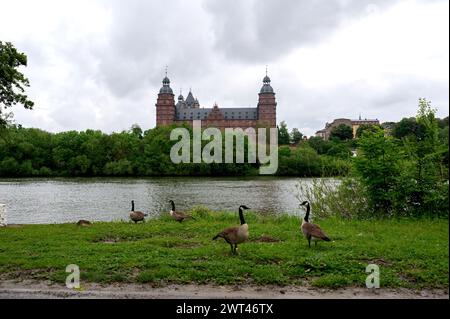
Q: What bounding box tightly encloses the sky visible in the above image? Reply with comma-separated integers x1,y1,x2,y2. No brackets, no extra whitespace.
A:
0,0,448,137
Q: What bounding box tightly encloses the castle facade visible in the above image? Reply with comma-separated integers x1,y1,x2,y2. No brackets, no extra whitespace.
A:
155,74,276,129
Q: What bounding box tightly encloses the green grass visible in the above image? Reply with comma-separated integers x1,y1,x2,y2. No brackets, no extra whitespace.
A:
0,209,448,288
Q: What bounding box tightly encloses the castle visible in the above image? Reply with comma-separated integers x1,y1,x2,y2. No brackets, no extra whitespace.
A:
155,73,276,129
315,117,380,140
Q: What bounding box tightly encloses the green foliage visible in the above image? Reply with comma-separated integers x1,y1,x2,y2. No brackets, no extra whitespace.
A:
297,178,369,219
355,124,382,138
354,127,402,216
0,41,34,127
392,117,425,140
0,124,351,177
326,142,352,159
0,214,447,288
354,113,448,218
277,121,290,145
308,136,332,155
277,143,350,177
330,124,353,141
290,128,303,144
303,99,448,219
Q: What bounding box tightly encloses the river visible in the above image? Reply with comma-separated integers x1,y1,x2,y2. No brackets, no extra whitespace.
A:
0,177,324,224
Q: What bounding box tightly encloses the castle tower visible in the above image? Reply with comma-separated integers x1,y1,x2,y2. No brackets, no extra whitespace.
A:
155,75,175,126
257,73,277,127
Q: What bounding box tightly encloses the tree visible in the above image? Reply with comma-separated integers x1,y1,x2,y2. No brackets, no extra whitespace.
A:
354,128,402,216
392,117,425,140
0,42,34,127
308,136,332,155
330,124,353,141
356,124,382,138
290,128,303,144
130,124,143,139
277,121,290,145
403,98,448,216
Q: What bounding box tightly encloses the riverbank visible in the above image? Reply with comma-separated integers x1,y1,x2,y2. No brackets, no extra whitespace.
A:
0,280,447,299
0,211,448,290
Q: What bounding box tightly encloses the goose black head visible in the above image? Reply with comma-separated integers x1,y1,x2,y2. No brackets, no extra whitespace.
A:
168,200,175,210
239,205,250,210
300,201,309,207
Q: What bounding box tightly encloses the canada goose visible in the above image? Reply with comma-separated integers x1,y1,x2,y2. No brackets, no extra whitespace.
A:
129,200,148,223
169,200,195,223
76,219,91,227
299,201,330,247
213,205,250,254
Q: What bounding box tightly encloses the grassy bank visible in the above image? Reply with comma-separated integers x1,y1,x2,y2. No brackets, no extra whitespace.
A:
0,210,448,288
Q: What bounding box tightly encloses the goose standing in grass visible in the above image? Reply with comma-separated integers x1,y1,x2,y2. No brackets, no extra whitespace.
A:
169,200,195,223
299,201,330,247
129,200,148,223
213,205,250,255
76,219,92,227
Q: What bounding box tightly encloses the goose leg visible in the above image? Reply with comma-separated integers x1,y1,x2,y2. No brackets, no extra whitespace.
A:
234,244,238,254
229,244,234,254
307,236,311,248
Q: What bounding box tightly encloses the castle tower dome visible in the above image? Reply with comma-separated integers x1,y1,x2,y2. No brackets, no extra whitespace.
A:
178,89,184,101
160,76,173,94
260,74,274,93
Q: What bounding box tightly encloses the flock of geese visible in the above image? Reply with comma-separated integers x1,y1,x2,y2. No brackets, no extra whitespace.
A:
78,199,331,254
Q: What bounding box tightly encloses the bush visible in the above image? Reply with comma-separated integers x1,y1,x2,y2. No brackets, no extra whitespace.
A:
296,178,369,220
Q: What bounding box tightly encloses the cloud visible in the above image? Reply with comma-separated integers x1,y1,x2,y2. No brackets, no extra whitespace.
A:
203,0,401,63
0,0,448,137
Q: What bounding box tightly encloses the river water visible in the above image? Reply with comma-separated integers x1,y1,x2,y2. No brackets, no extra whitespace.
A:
0,177,322,224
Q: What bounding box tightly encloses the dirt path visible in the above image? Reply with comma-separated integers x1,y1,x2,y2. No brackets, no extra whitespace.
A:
0,280,448,299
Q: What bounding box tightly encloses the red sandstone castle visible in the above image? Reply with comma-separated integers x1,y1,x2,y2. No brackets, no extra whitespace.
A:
155,74,276,129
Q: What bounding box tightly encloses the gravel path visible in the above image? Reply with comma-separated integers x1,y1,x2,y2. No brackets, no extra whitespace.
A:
0,280,448,299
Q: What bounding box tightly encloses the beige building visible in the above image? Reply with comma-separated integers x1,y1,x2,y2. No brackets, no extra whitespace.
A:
315,117,380,140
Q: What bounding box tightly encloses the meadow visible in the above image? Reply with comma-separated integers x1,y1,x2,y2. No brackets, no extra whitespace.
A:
0,209,448,289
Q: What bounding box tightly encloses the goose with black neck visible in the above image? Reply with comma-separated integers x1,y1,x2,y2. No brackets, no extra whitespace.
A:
213,205,250,255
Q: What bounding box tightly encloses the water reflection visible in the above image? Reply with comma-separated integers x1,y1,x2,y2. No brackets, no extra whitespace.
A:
0,177,328,224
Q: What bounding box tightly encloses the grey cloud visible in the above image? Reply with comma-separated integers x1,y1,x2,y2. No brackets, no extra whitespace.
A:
204,0,401,63
281,75,449,136
1,0,447,136
94,0,216,99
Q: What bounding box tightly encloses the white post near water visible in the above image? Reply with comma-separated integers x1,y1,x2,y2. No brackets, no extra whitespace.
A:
0,204,6,227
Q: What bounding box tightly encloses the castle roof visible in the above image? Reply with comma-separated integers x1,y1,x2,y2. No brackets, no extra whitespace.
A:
176,107,257,120
159,76,173,94
260,74,274,94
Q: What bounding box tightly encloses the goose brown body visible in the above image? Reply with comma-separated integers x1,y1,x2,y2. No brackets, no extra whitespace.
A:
169,200,194,223
300,201,330,247
213,205,250,254
76,219,92,227
129,200,148,223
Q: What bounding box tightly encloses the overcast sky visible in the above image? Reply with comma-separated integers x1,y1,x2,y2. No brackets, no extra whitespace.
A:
0,0,448,136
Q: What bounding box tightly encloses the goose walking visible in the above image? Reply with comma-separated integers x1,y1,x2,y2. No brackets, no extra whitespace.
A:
299,201,330,247
213,205,250,254
129,200,148,223
169,200,195,222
